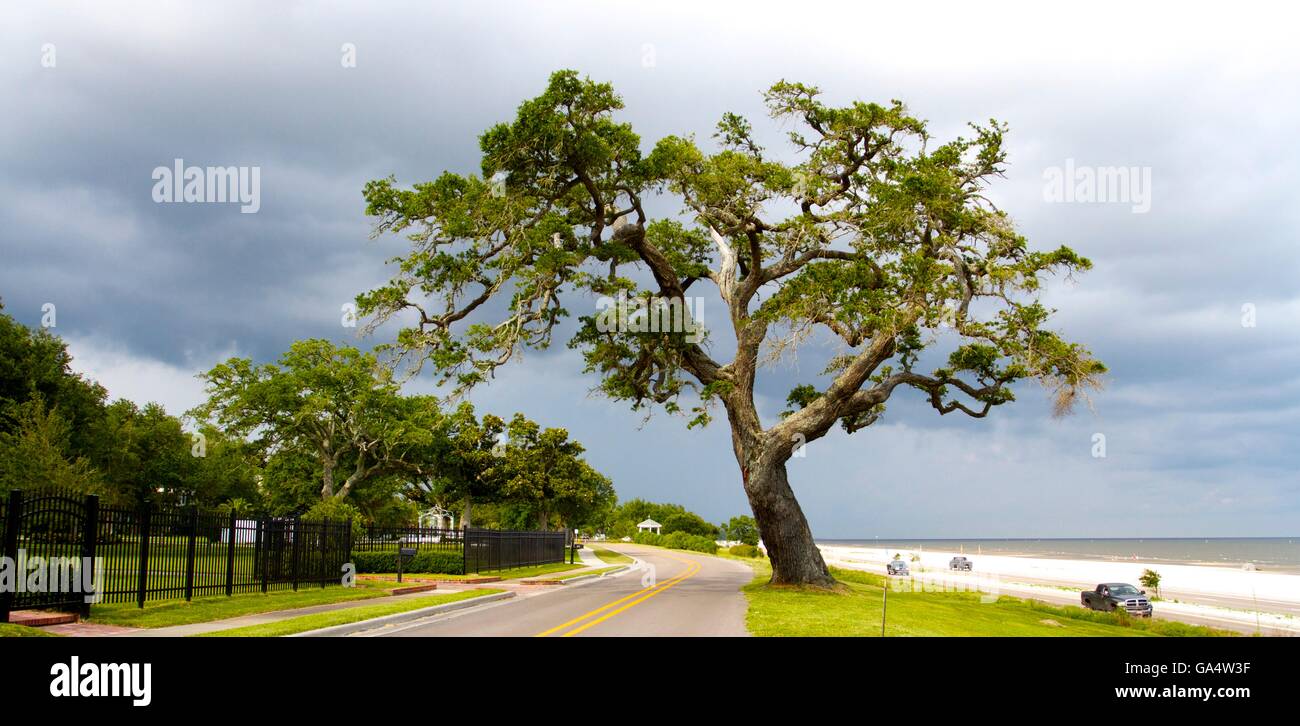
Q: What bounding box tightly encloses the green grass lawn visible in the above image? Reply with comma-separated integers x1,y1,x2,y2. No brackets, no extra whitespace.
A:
196,589,504,637
729,556,1230,637
589,547,634,565
0,623,62,637
86,583,393,628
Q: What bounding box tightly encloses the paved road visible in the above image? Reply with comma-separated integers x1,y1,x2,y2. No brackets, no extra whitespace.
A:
357,545,752,637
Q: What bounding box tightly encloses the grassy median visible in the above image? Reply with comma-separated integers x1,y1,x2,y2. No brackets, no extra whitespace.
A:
0,623,61,637
589,547,634,565
85,582,396,628
197,589,505,637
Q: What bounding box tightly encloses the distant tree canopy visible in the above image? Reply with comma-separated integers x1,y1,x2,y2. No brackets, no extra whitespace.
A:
1,307,615,529
723,515,760,546
0,304,258,507
190,338,615,529
191,339,445,503
603,499,718,539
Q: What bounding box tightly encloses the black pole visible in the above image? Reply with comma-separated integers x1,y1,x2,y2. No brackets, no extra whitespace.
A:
136,501,153,609
2,490,25,623
291,516,301,592
256,517,267,594
183,506,198,601
320,517,329,589
224,508,237,597
79,494,99,618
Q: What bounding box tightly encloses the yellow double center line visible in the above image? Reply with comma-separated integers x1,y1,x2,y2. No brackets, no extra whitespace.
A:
534,553,701,637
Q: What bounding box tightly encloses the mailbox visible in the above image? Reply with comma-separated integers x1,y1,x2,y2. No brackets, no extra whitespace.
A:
397,546,418,582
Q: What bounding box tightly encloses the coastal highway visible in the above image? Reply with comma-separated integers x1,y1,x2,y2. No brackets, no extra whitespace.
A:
354,545,752,637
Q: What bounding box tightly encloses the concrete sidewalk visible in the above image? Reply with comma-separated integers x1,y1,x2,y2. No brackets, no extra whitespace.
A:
578,547,605,567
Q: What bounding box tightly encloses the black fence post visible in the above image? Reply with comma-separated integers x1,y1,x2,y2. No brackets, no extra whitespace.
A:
1,489,24,623
344,517,353,584
319,518,328,589
291,516,301,592
224,508,237,597
80,494,99,618
258,518,268,594
136,501,153,609
184,507,198,602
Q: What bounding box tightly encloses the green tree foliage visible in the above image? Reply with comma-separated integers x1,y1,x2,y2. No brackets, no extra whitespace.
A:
605,499,717,538
405,403,506,528
723,515,760,545
495,413,614,530
357,71,1104,584
0,306,252,507
1139,568,1162,598
190,339,444,502
0,302,107,458
0,398,101,496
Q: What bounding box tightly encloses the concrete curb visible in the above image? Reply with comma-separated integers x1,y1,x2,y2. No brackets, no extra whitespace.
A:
551,565,631,585
288,591,516,637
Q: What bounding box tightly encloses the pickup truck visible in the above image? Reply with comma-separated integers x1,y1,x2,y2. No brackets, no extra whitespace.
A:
949,556,973,571
1080,583,1153,617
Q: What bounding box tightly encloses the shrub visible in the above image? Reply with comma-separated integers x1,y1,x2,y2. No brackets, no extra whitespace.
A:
1139,568,1162,599
350,549,463,574
728,544,761,558
631,530,717,554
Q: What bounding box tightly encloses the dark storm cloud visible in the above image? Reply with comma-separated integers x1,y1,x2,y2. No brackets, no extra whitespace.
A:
2,1,1297,536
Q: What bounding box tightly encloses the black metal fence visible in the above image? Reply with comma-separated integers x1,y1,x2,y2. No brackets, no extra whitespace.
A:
357,525,569,574
1,488,353,621
354,525,463,555
464,527,567,574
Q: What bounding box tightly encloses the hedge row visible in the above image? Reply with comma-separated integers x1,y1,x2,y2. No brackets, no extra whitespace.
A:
351,550,464,574
632,530,718,554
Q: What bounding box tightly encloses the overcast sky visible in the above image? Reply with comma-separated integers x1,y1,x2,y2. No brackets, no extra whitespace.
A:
3,1,1297,538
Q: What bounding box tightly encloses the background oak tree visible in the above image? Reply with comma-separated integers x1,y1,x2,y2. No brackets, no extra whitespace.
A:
358,71,1104,586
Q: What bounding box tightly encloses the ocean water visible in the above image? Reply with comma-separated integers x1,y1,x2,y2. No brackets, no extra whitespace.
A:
817,538,1300,574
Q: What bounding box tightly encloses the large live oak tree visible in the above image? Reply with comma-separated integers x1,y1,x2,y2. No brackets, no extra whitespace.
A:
357,71,1105,586
190,339,444,503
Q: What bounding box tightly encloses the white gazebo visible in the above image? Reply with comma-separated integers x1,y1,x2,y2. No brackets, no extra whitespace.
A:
636,518,663,535
419,505,456,530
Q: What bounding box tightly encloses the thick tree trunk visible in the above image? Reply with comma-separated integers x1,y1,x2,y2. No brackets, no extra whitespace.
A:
461,499,473,529
744,455,835,587
321,460,335,499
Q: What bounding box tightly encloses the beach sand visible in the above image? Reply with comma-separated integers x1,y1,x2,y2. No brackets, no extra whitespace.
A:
817,543,1300,633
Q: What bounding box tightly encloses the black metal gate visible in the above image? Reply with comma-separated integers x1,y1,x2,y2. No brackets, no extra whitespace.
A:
1,488,354,622
0,488,99,620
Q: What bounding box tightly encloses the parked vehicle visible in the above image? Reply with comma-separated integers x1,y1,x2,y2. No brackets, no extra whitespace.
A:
886,560,910,576
1080,583,1153,617
949,556,973,571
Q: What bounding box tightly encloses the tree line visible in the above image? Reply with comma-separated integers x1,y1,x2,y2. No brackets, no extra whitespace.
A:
2,302,754,539
0,304,615,531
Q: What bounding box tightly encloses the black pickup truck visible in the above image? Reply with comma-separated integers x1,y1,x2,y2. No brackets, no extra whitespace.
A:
1080,583,1153,617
